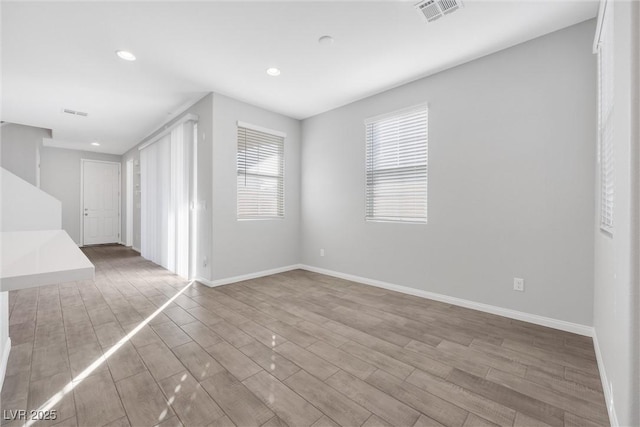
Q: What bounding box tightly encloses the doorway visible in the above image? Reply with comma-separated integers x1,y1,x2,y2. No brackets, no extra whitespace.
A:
81,159,121,246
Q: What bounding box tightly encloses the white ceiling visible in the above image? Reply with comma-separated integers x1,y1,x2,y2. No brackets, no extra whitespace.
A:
1,1,598,155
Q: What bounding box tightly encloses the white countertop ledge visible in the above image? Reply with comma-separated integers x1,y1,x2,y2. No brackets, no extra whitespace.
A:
0,230,95,292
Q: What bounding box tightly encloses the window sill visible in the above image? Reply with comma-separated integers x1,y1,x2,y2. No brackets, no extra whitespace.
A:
238,217,285,221
366,219,427,225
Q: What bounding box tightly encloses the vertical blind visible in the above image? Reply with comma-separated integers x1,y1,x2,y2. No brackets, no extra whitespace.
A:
365,104,428,223
140,121,194,278
596,1,614,234
168,124,192,277
140,134,171,269
237,124,284,219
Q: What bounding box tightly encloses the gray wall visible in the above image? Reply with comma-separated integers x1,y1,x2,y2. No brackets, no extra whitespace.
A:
592,2,640,426
40,147,121,244
211,93,301,280
122,93,214,280
301,20,596,326
0,123,50,186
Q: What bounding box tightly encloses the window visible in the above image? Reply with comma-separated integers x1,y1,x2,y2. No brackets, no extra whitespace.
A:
365,104,428,223
595,1,614,234
237,121,285,219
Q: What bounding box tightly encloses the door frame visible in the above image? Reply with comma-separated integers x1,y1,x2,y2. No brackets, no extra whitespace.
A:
126,159,134,247
80,159,122,247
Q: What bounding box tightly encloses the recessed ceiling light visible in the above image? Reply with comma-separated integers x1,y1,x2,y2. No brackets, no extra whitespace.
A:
91,142,100,146
116,50,136,61
266,67,281,77
318,35,334,45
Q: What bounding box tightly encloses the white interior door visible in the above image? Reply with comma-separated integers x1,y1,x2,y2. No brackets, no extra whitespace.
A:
83,160,120,245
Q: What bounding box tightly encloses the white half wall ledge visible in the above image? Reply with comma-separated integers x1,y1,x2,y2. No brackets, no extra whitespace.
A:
0,337,11,393
300,264,594,337
0,230,95,292
593,331,618,427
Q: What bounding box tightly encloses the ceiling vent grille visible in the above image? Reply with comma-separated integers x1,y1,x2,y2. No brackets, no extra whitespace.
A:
415,0,463,23
62,108,88,117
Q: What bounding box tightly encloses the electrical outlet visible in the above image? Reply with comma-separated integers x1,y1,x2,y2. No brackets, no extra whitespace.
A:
513,277,524,292
320,249,325,257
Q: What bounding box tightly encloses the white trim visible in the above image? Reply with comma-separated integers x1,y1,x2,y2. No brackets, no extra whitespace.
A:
299,264,593,336
80,159,122,246
237,121,287,138
196,262,593,337
593,331,617,426
0,337,11,393
139,114,199,151
195,264,300,288
132,246,141,253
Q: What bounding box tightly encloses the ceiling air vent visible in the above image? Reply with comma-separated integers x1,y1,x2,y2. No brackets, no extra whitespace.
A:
415,0,463,23
62,108,88,117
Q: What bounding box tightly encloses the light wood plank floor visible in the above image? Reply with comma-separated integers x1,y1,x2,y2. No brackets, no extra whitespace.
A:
2,245,609,427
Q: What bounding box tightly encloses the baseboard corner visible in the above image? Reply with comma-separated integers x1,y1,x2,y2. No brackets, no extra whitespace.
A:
196,264,302,288
194,276,215,287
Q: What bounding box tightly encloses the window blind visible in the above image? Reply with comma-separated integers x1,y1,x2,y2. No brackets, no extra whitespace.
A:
365,104,428,223
597,2,614,234
237,124,284,219
140,120,194,278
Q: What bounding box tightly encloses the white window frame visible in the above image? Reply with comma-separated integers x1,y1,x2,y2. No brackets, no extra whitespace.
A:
236,121,286,220
365,103,429,224
594,0,614,235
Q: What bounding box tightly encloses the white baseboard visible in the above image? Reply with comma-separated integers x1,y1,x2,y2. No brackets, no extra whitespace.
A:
592,331,617,426
198,262,594,336
132,246,141,253
192,262,610,422
299,264,593,337
196,264,302,288
0,337,11,393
